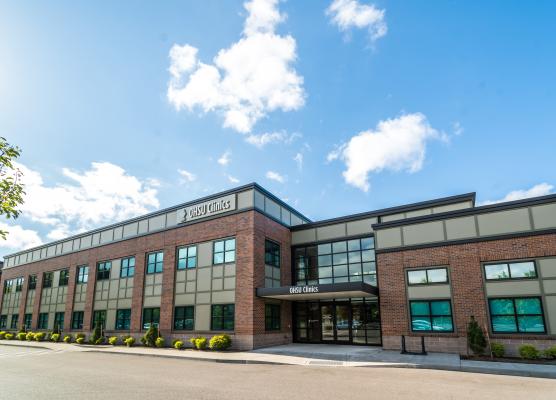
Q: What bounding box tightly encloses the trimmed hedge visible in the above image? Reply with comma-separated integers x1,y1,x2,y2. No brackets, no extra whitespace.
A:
124,337,135,347
63,335,72,343
174,340,184,350
34,332,46,342
519,344,540,359
155,337,165,348
209,334,232,350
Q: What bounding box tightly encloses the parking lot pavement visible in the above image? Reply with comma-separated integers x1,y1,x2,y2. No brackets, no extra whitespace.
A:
1,348,555,400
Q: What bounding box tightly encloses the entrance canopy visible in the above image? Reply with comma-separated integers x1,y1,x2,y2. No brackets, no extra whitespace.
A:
256,281,378,301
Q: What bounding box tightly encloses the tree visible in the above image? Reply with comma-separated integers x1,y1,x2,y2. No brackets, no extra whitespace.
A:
467,316,487,355
0,137,24,239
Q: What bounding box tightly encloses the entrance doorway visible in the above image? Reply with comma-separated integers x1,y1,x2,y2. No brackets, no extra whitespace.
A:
293,299,380,345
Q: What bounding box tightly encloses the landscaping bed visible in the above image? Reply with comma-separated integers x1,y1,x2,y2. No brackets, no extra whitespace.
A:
461,355,556,365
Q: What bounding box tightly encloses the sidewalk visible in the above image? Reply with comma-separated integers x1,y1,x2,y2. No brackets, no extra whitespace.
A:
1,340,555,379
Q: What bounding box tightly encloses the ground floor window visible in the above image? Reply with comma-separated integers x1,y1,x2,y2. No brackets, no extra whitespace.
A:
489,297,546,333
10,314,19,329
409,300,453,332
265,304,281,331
24,313,32,330
72,311,84,330
92,310,106,329
174,306,194,330
0,315,6,329
54,312,64,331
211,304,234,331
116,309,131,330
38,313,48,329
142,307,160,330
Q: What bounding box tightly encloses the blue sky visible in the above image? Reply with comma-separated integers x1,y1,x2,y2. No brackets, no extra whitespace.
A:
1,0,555,256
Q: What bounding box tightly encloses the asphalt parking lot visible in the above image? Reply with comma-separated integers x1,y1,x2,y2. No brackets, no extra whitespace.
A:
0,345,555,400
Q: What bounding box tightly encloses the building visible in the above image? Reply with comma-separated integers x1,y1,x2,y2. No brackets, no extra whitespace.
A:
1,183,556,355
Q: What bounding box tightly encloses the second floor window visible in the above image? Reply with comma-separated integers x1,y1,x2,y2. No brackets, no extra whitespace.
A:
59,269,69,286
213,238,235,264
77,266,89,283
3,280,12,294
120,257,136,278
72,311,84,330
43,272,53,288
97,261,111,280
146,252,164,274
177,246,197,270
484,261,537,280
265,240,280,268
28,275,37,290
15,277,24,292
407,268,448,285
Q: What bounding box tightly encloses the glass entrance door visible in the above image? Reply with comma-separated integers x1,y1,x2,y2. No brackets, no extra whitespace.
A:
335,303,351,342
320,302,351,343
320,304,334,342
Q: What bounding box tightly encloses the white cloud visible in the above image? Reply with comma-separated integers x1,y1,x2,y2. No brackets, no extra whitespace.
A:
177,169,197,183
479,183,554,206
245,131,300,148
16,162,160,240
326,0,387,42
294,152,303,170
217,151,232,166
227,175,240,184
167,0,305,134
266,170,286,183
0,223,42,250
452,121,464,136
328,113,442,192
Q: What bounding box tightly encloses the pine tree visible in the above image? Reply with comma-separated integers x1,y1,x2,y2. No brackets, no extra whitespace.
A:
467,316,487,355
91,321,102,343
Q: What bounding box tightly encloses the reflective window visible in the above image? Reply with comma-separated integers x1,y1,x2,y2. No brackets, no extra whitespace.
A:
72,311,84,330
15,277,24,292
10,314,19,329
120,257,135,277
213,239,235,264
59,269,69,286
484,261,536,280
38,313,49,329
54,312,64,330
28,275,37,290
97,261,111,280
410,300,453,332
116,309,131,330
407,268,448,285
77,266,88,283
142,307,160,330
211,304,234,330
177,246,197,270
146,252,164,274
265,304,281,331
174,306,194,330
43,272,53,288
0,315,6,329
489,297,545,333
24,314,32,330
294,237,376,286
265,240,280,268
92,310,106,329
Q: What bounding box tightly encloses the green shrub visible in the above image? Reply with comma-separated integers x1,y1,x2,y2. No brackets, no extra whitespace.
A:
120,335,131,343
171,338,181,347
34,332,46,342
94,337,105,345
155,337,165,348
91,321,102,344
63,335,71,343
195,337,207,350
490,342,505,358
5,333,14,340
142,325,158,347
124,337,135,347
189,337,197,347
26,332,35,341
543,346,556,359
76,337,85,345
467,316,487,355
108,336,118,346
16,332,26,341
209,334,232,351
0,331,6,339
519,344,540,359
74,333,86,340
174,340,184,350
50,333,60,342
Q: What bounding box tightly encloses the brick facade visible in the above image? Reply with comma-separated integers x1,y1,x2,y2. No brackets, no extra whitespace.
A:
377,233,556,355
0,210,292,350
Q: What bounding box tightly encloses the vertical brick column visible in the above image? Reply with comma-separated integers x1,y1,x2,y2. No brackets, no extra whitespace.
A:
83,253,98,332
0,275,5,318
159,245,176,335
130,252,146,332
31,273,44,330
63,264,79,331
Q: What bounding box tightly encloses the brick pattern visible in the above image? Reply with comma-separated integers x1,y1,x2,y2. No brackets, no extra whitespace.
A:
378,233,556,354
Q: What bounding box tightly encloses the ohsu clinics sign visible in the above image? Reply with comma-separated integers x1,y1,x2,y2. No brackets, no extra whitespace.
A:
179,194,236,223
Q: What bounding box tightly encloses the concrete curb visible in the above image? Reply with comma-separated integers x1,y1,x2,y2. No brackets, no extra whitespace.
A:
0,342,52,351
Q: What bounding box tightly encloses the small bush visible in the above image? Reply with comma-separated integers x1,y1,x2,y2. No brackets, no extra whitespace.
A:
155,337,165,348
34,332,46,342
50,333,60,342
26,332,35,341
142,325,158,347
74,333,85,340
519,344,540,359
174,340,184,350
108,336,118,346
467,316,487,355
76,337,85,345
195,337,207,350
94,337,105,345
490,342,505,358
91,322,102,344
140,336,147,345
171,338,181,347
120,335,131,343
63,335,71,343
16,332,27,341
124,337,135,347
0,331,6,339
209,334,232,351
5,333,14,340
189,337,197,347
542,346,556,359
